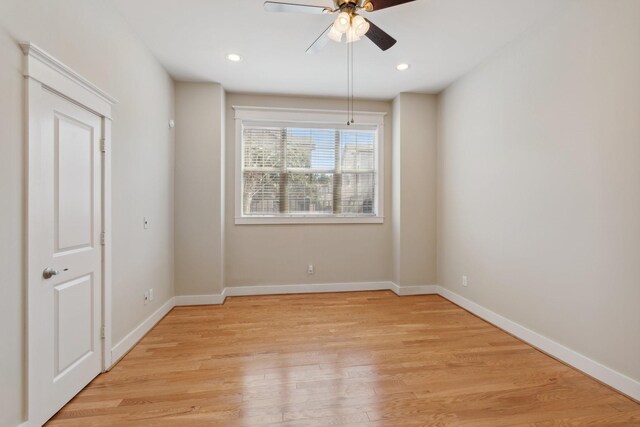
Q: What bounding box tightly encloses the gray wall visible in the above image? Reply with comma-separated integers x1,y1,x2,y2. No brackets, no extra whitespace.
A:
437,0,640,381
0,1,175,425
175,82,225,296
392,93,438,286
172,91,440,291
223,93,395,287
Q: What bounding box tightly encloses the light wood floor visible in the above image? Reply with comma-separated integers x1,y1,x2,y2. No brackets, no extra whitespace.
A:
47,291,639,426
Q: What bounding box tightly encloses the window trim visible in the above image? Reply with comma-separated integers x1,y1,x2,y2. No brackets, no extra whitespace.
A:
234,106,385,225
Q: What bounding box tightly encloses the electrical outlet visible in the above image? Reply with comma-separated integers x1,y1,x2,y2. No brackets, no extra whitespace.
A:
149,288,154,302
144,290,150,305
462,275,468,287
307,264,314,275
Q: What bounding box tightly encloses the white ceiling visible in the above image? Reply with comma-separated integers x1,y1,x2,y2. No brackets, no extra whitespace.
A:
111,0,563,99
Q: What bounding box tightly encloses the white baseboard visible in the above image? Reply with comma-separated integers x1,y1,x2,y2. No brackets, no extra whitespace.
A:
392,283,439,296
437,286,640,401
225,281,395,297
174,290,227,306
174,282,437,300
110,296,175,367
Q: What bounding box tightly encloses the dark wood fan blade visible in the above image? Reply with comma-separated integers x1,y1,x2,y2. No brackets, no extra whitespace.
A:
306,24,333,54
366,0,415,11
364,19,397,51
264,1,330,14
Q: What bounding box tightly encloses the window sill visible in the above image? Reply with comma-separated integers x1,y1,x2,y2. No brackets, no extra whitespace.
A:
235,216,384,225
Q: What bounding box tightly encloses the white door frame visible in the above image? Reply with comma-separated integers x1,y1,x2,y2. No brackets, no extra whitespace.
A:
22,42,117,425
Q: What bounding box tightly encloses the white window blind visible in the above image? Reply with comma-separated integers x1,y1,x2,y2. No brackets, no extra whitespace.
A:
241,124,378,218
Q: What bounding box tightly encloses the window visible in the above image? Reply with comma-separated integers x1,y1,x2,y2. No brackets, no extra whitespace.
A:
234,107,385,224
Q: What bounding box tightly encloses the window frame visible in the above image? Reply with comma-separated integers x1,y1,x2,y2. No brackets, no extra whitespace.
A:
234,106,385,225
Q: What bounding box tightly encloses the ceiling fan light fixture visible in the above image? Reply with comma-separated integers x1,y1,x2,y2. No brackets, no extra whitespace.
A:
334,11,351,33
328,25,343,42
352,15,369,37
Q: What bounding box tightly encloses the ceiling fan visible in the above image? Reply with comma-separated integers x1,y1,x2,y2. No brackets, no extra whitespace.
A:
264,0,416,53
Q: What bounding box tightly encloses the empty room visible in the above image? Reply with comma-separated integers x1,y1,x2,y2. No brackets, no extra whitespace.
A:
1,0,639,425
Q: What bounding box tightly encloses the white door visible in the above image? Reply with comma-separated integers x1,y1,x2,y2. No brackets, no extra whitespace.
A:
28,86,103,425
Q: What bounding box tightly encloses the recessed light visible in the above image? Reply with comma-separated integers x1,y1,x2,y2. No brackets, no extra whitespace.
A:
396,63,410,71
226,53,242,62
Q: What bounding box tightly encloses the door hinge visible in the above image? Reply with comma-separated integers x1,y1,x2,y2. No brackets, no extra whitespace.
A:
101,325,105,339
100,138,106,153
100,232,105,246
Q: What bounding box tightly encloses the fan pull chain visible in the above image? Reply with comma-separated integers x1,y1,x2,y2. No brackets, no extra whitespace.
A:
346,39,350,125
351,40,355,124
346,40,355,126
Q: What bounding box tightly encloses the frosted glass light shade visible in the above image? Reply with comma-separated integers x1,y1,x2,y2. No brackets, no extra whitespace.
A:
328,25,343,42
346,27,361,43
334,12,351,33
352,15,370,37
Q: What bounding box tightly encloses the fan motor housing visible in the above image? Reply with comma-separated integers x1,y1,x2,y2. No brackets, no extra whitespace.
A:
335,0,372,11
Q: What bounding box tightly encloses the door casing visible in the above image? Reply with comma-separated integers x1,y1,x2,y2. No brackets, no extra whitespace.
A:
22,42,117,427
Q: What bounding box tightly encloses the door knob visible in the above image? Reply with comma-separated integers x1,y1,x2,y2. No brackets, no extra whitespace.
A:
43,267,68,279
